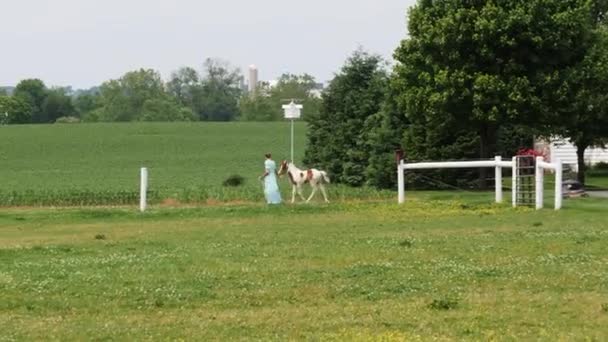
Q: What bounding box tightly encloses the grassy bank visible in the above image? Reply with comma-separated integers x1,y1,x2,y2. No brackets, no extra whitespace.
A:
1,198,607,340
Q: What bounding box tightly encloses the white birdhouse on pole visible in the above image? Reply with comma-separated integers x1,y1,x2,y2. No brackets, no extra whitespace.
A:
282,100,303,162
282,100,303,119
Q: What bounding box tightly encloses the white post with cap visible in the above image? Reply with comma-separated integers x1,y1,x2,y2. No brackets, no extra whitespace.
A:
282,100,303,162
140,167,148,212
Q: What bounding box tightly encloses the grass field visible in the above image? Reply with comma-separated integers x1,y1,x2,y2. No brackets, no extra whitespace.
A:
1,196,607,340
2,122,607,206
1,122,607,339
0,122,393,206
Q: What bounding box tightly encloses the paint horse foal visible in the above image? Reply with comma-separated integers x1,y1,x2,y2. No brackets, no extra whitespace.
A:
278,161,330,203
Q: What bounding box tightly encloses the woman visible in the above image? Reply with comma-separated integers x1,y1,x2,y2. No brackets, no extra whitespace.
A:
259,153,282,204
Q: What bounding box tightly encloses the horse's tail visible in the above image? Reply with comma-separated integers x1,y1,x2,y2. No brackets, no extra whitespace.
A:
321,171,330,184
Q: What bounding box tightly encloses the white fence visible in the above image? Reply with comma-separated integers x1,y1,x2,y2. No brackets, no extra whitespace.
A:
397,156,563,210
536,157,563,210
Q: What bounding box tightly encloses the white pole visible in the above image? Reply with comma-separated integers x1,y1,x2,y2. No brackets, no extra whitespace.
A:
495,156,502,203
290,119,294,162
512,156,517,208
555,158,563,210
535,157,544,210
140,167,148,212
398,161,405,204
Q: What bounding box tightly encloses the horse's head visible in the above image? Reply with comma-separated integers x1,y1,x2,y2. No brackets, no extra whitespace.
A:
277,160,289,176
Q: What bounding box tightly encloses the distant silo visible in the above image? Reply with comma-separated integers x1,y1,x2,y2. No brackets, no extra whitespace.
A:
248,65,258,93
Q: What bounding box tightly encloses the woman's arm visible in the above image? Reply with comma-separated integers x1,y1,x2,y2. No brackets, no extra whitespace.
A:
259,170,269,180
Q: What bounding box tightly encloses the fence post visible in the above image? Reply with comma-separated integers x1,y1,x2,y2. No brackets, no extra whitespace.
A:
140,167,148,212
554,158,562,210
535,157,544,210
398,161,405,204
512,156,517,208
495,156,502,203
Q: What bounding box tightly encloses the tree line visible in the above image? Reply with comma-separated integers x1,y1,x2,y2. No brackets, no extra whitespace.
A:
0,58,322,124
305,0,608,186
2,0,607,186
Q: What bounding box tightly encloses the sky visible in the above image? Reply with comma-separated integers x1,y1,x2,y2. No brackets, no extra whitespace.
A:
0,0,416,89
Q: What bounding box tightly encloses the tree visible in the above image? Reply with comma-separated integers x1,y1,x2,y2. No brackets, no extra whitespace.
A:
198,58,242,121
42,88,76,122
269,74,321,120
0,95,33,124
555,25,608,184
166,67,202,114
140,98,197,122
14,79,47,123
304,50,388,186
239,74,322,121
239,87,277,121
392,0,598,187
363,88,408,189
73,88,102,118
96,69,166,121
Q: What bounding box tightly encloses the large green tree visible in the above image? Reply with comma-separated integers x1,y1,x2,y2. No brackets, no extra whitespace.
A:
14,79,47,123
362,90,408,189
392,0,598,187
140,98,197,122
555,24,608,184
73,89,102,118
95,69,166,121
239,85,277,121
43,88,76,122
166,67,202,115
198,59,242,121
0,95,33,124
304,50,388,186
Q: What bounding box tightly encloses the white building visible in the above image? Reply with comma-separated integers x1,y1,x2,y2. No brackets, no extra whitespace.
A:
536,138,608,171
248,65,258,93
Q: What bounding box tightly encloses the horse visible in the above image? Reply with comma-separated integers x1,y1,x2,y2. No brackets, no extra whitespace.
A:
277,161,330,203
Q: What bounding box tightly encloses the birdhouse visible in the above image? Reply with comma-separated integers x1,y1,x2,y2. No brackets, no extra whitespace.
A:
282,101,303,119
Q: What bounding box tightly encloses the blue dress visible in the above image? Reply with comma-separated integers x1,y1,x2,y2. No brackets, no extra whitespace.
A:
264,159,282,204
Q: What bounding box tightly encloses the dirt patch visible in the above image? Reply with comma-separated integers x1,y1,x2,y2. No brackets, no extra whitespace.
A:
205,198,221,206
160,198,181,207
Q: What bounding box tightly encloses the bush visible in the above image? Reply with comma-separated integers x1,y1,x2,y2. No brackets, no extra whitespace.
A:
428,298,459,310
55,116,81,124
588,161,608,177
593,162,608,170
81,108,103,122
223,174,245,187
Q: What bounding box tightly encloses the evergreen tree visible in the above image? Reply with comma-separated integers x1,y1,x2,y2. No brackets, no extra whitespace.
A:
304,50,387,186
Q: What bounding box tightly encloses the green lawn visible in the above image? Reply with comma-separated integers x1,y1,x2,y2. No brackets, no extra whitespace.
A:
1,197,607,340
588,172,608,189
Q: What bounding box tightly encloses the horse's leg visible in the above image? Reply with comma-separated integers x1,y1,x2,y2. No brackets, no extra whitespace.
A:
306,184,318,203
320,184,329,203
291,185,296,203
297,184,307,201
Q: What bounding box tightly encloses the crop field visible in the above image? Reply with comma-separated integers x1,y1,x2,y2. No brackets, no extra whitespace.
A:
2,122,607,207
1,197,607,340
0,122,394,206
